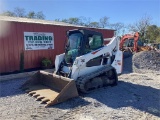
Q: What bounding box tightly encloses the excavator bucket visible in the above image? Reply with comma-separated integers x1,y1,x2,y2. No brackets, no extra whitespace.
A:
21,71,79,107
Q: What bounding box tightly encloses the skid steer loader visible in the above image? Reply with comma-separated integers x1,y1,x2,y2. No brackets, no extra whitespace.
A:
21,29,123,107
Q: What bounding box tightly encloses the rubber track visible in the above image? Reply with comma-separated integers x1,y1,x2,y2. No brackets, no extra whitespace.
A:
76,65,115,93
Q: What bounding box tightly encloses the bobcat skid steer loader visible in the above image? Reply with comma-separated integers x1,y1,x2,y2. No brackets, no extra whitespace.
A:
21,29,123,107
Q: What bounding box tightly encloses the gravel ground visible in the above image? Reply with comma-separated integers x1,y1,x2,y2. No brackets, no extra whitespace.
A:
133,51,160,73
0,56,160,120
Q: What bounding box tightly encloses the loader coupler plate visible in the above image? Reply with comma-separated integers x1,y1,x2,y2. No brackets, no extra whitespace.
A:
21,71,79,107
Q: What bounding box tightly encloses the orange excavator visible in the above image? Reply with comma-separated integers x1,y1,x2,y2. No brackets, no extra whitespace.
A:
119,32,151,54
119,32,140,52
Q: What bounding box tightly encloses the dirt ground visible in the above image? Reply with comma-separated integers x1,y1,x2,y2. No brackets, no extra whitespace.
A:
0,56,160,120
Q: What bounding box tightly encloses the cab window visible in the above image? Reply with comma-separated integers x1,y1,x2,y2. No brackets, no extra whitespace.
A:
85,34,103,53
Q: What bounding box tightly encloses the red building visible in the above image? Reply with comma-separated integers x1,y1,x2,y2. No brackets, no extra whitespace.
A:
0,16,115,73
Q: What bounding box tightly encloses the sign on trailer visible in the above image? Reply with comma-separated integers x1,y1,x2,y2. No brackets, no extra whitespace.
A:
24,32,54,50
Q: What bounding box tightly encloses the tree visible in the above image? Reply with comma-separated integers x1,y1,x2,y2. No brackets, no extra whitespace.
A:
36,11,45,19
88,22,100,28
26,11,45,19
78,16,91,26
99,16,109,28
27,11,36,19
61,19,69,23
54,18,61,22
128,15,152,40
157,27,160,43
0,7,45,20
14,7,26,17
55,17,90,26
68,17,81,25
55,17,105,28
146,25,160,43
110,22,124,35
156,35,160,43
0,11,15,16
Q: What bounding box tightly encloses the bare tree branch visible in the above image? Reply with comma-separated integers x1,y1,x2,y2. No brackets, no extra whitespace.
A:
14,7,26,17
99,16,109,28
110,22,124,35
128,15,152,39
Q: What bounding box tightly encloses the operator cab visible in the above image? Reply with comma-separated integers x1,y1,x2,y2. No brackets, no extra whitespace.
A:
65,29,104,65
124,38,144,47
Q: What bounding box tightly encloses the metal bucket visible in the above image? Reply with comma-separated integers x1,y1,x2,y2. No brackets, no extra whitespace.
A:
21,71,79,107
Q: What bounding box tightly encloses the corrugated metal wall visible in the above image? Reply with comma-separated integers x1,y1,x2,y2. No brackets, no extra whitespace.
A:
0,21,114,73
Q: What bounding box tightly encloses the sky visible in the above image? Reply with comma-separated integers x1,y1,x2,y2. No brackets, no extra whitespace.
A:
0,0,160,27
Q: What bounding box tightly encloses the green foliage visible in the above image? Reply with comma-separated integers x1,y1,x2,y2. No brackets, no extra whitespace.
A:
57,17,85,26
20,50,24,72
146,25,160,43
55,16,109,28
27,11,36,19
36,11,45,20
128,15,151,39
99,16,109,28
88,22,100,28
156,36,160,43
41,57,52,67
27,11,45,19
0,11,15,16
68,18,80,25
54,16,126,35
0,7,45,19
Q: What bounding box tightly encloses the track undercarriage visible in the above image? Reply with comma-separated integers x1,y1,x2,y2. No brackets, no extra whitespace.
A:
76,65,118,93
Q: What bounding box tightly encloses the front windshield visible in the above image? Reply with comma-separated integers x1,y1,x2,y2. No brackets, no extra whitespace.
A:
68,33,82,50
124,39,134,47
65,32,82,64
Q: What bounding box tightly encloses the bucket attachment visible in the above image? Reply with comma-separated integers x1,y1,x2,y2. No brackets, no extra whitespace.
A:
21,71,79,107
